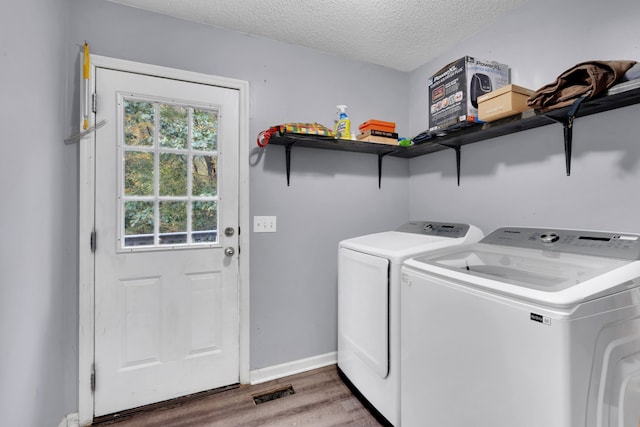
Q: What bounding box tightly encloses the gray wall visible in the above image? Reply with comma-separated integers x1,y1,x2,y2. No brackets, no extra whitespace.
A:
67,0,411,372
0,0,77,426
408,0,640,236
5,0,640,424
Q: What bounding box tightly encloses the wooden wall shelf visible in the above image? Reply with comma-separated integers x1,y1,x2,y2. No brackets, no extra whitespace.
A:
268,79,640,186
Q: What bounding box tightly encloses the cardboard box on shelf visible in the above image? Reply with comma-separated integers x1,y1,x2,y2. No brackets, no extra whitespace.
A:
477,84,534,122
428,56,510,133
356,133,398,145
358,129,398,139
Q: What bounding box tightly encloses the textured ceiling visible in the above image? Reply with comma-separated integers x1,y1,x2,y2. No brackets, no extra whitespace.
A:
106,0,528,72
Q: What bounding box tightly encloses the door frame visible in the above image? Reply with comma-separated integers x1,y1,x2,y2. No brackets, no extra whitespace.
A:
78,55,250,426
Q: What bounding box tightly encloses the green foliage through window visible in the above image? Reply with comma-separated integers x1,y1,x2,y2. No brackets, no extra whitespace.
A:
122,97,219,247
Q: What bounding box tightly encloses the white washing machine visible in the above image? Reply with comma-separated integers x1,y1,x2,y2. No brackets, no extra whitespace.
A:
401,226,640,427
338,221,483,426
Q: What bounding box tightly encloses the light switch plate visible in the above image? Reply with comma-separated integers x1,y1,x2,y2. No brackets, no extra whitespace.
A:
254,216,277,233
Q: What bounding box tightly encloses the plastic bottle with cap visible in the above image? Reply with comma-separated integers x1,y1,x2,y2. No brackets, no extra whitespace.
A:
334,105,351,140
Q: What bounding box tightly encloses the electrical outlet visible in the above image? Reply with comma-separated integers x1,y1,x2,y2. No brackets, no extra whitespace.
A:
254,216,277,233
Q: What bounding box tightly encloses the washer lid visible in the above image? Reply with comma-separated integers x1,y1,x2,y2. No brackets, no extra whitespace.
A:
423,245,629,292
339,222,482,263
341,232,459,262
405,231,640,308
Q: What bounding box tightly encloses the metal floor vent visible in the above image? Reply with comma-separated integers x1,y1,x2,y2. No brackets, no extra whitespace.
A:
252,384,295,405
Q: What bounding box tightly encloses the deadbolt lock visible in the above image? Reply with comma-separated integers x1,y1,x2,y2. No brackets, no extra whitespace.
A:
224,227,235,237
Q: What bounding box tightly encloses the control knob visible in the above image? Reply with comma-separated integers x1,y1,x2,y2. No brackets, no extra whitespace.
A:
540,233,560,243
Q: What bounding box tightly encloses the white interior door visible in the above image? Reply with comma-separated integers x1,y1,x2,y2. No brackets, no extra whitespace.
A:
93,67,240,416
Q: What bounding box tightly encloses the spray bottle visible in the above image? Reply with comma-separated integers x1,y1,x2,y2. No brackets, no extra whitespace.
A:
334,105,351,139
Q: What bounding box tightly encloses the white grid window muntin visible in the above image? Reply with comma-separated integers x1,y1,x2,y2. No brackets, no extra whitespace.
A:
118,93,221,250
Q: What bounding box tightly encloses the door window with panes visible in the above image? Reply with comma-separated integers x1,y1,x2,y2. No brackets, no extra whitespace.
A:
121,97,220,249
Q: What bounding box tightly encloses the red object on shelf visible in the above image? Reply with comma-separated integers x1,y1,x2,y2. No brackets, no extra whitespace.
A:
359,119,396,133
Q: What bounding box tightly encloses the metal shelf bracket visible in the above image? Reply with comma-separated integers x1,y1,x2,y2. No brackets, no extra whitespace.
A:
377,152,392,189
285,143,293,186
437,143,462,186
277,137,395,188
544,95,587,176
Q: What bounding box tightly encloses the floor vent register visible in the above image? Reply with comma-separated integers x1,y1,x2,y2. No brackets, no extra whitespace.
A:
252,384,295,405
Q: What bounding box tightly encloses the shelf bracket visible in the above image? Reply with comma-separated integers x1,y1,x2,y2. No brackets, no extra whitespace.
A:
275,137,396,188
377,152,392,189
454,145,461,186
545,95,587,176
285,142,293,186
436,143,462,186
563,121,573,176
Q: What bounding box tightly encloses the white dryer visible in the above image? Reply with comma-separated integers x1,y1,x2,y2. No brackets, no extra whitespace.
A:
401,227,640,427
338,221,483,426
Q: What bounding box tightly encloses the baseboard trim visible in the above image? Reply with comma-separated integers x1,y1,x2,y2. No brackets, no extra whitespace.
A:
249,352,337,385
58,413,79,427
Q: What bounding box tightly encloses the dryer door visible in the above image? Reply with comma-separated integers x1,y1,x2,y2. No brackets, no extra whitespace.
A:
338,248,390,378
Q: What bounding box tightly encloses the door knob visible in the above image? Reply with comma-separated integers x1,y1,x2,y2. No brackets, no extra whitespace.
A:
224,247,235,256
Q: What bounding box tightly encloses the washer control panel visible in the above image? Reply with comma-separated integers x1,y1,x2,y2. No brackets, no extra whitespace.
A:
396,221,470,238
482,227,640,260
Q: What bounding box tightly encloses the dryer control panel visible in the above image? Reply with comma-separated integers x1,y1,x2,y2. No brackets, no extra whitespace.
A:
396,221,470,238
482,227,640,260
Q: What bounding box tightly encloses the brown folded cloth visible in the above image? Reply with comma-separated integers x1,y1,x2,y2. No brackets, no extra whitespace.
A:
527,60,637,112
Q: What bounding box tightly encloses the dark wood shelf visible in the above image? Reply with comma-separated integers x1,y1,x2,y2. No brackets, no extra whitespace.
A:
397,79,640,158
268,79,640,186
269,133,404,187
269,132,402,155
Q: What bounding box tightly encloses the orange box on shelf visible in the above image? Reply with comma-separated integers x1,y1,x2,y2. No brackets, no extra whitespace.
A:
477,84,534,122
359,119,396,133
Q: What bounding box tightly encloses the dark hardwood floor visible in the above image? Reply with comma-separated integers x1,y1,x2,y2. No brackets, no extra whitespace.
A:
94,365,385,426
